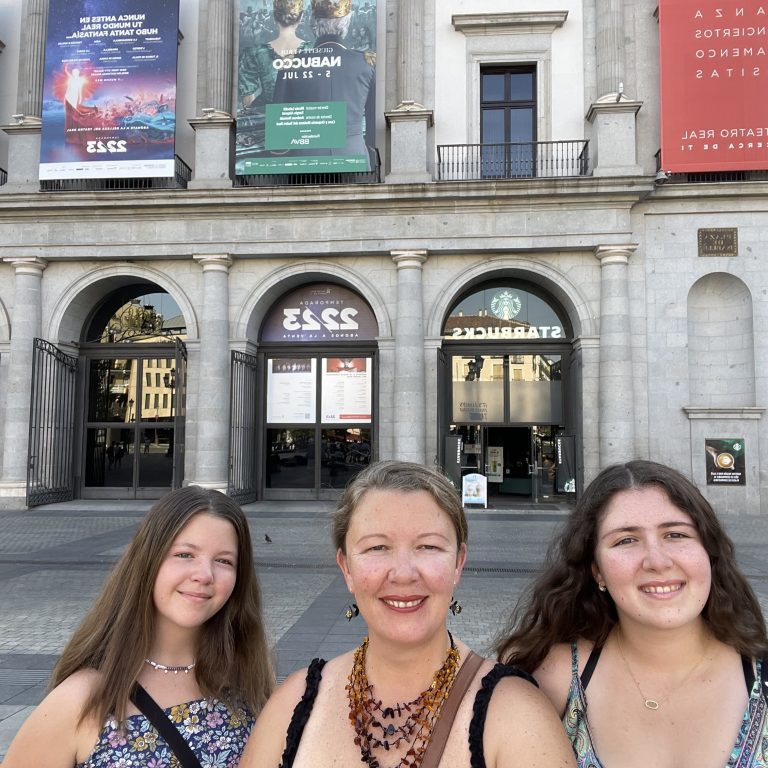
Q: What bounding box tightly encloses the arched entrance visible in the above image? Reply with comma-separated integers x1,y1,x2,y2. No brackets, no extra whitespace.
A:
78,287,187,499
258,282,378,500
439,281,577,503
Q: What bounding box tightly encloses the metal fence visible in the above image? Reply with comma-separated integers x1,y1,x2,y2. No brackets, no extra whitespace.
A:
0,167,6,186
228,351,260,504
27,339,79,507
39,155,192,192
437,140,590,181
654,150,768,184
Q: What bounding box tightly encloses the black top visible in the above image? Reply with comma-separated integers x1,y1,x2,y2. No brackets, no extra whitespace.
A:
279,659,537,768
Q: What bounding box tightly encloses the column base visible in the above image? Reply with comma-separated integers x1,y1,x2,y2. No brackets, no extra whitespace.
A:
1,119,42,192
586,98,643,176
0,481,28,509
188,113,235,189
183,478,229,494
385,104,434,183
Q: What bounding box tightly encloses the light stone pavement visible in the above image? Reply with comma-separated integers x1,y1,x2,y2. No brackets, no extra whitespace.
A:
1,499,768,760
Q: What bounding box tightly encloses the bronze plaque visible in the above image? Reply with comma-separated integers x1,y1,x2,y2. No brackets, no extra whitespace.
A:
697,228,738,257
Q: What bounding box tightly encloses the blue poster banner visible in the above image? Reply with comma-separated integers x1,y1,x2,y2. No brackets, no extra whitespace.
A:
236,0,377,176
39,0,180,181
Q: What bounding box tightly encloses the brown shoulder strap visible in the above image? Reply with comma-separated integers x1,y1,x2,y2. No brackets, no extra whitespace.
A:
421,651,485,768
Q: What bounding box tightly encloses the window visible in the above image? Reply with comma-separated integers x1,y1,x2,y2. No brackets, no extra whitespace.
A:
144,393,150,410
481,65,536,178
163,393,168,409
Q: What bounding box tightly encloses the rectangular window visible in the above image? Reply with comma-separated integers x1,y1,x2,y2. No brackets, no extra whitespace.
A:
163,393,168,409
481,65,536,178
154,393,159,408
145,372,151,387
155,373,161,387
144,393,150,410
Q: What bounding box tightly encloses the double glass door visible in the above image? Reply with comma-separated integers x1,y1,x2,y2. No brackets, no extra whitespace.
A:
82,352,182,498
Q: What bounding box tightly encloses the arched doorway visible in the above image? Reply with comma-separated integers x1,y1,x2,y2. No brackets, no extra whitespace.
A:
78,288,187,499
258,282,378,500
439,281,577,503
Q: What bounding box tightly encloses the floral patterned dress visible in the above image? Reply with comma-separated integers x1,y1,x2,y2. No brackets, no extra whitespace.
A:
75,697,254,768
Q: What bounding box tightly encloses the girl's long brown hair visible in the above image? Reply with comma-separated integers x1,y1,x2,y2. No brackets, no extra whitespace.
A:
495,460,768,672
50,486,273,726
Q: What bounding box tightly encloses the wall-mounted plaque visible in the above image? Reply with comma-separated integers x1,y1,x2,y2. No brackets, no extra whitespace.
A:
697,228,738,258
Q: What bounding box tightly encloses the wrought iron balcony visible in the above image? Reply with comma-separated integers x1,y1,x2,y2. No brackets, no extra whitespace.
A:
437,140,590,181
654,149,768,184
0,167,6,186
39,155,192,192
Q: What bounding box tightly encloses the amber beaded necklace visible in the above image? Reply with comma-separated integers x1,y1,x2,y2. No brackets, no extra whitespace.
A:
346,631,461,768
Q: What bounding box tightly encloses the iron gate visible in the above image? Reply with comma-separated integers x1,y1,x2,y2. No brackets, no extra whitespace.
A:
172,338,187,490
27,338,79,507
228,351,259,503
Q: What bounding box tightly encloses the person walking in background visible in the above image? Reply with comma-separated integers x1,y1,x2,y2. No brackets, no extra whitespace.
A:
495,460,768,768
3,486,273,767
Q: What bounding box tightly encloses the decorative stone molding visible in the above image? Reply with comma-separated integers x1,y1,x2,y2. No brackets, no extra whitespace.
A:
3,257,48,276
452,12,569,36
683,407,765,420
594,245,637,265
193,254,233,273
391,250,428,268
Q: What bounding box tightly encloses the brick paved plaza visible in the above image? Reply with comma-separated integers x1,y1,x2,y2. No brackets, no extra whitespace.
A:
2,499,768,759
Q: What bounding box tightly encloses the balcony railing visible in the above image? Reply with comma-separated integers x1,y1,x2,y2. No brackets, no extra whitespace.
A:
39,155,192,192
0,167,6,186
236,149,381,187
437,140,590,181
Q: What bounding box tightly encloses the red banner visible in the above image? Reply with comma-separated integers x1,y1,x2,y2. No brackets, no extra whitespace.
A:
659,0,768,172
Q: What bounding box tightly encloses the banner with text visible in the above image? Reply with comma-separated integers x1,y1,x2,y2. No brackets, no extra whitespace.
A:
40,0,179,180
236,0,377,175
659,0,768,172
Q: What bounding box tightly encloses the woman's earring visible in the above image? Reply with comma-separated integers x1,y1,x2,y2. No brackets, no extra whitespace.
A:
345,603,359,621
598,583,607,592
449,597,462,616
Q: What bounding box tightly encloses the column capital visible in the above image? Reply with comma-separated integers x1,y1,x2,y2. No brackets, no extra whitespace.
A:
594,244,638,266
3,257,48,276
193,254,232,273
391,250,428,268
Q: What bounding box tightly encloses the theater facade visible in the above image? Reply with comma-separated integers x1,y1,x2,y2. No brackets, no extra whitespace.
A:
0,0,766,513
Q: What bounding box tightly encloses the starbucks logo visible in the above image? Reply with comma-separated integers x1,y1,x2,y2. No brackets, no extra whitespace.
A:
490,290,522,320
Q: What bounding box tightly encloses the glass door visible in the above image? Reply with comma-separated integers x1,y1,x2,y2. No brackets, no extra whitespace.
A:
530,425,557,502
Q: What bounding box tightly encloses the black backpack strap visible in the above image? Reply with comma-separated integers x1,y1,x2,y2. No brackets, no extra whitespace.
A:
130,683,202,768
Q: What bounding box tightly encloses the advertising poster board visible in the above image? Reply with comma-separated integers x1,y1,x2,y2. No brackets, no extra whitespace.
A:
236,0,377,175
658,0,768,172
462,473,487,508
321,357,372,423
266,358,316,423
705,438,746,485
40,0,180,180
486,446,503,482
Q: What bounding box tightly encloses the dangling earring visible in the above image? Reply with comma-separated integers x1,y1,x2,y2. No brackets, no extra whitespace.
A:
345,603,359,621
449,597,462,616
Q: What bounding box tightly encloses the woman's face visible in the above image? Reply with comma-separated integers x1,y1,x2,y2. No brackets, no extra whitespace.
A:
592,486,712,633
337,489,466,648
153,513,239,636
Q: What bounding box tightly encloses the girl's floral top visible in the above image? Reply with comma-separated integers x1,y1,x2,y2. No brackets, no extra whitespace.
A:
75,697,255,768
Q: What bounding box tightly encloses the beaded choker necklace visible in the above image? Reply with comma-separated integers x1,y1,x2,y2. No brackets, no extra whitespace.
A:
144,658,196,675
346,631,460,768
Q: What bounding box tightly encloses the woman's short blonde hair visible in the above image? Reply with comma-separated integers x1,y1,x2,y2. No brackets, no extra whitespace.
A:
333,460,467,553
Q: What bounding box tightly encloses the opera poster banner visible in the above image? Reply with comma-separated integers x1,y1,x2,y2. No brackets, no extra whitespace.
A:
267,358,316,424
658,0,768,172
40,0,180,181
236,0,377,175
321,357,372,423
705,438,746,485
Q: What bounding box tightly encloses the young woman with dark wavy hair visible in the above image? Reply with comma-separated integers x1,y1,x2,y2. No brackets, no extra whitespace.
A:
4,486,273,767
496,459,768,768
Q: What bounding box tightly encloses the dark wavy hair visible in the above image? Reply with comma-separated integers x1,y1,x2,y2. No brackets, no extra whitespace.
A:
51,486,274,726
495,460,768,672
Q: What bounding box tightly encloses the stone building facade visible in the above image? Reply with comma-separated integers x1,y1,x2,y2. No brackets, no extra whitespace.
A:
0,0,765,512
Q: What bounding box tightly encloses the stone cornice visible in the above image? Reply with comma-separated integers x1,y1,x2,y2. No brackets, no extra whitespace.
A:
683,407,765,420
452,11,568,35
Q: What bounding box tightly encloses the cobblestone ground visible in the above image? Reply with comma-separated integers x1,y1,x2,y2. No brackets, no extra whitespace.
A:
1,501,767,759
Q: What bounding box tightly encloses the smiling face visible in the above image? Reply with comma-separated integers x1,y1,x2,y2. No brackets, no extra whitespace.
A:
152,512,239,637
592,486,712,633
337,489,467,648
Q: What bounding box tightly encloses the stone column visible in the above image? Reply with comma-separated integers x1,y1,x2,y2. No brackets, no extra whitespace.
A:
586,0,642,176
596,245,637,467
596,0,623,99
189,0,235,188
392,250,427,463
0,258,47,500
1,0,47,191
190,255,232,491
385,0,433,182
